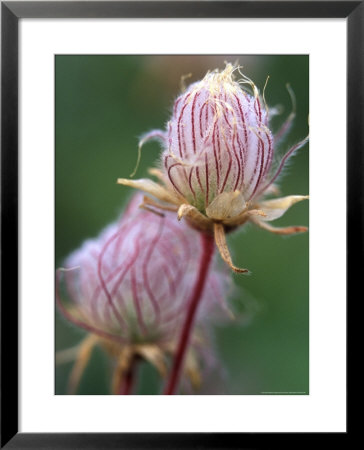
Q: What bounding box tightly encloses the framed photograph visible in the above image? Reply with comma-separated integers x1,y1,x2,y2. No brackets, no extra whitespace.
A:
54,53,310,399
1,1,357,447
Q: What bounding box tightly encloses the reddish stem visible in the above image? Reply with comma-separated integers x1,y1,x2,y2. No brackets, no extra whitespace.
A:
118,360,138,395
163,232,215,395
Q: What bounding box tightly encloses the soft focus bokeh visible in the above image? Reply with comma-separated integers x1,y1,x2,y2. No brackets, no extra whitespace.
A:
56,55,309,395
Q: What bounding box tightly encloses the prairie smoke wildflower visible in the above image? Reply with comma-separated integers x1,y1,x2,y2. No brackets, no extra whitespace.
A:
118,63,309,273
56,195,231,394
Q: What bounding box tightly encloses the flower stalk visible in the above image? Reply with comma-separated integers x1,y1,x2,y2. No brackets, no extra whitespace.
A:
163,232,215,395
116,357,138,395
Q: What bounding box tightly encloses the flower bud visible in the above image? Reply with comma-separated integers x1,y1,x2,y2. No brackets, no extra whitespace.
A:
57,194,230,345
118,63,308,274
163,63,273,211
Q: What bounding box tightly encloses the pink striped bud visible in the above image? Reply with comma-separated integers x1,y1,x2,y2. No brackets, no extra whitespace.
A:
117,63,308,274
57,195,230,345
163,63,273,211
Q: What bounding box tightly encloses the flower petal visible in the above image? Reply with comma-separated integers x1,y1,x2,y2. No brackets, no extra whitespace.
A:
148,167,168,184
258,195,309,221
223,208,266,228
214,223,249,274
177,204,212,231
184,349,202,390
141,195,178,212
253,219,308,235
206,191,246,221
117,178,182,205
68,334,99,394
263,183,281,197
111,346,133,394
135,344,167,377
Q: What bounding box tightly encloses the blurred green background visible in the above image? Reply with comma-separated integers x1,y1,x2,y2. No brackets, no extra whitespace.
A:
56,55,309,395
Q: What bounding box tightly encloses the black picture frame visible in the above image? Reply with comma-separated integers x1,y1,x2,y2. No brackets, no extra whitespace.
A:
1,1,359,447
